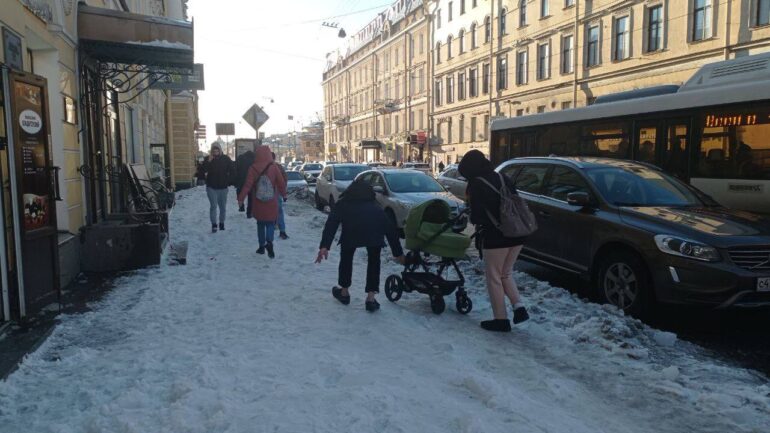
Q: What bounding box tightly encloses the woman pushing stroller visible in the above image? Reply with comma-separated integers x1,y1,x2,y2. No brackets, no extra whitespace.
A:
459,150,531,332
316,179,405,312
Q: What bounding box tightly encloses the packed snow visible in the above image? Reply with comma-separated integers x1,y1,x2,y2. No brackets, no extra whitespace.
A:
0,186,768,433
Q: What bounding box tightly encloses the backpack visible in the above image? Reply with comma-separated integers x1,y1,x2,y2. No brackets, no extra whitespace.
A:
254,163,275,202
477,172,538,238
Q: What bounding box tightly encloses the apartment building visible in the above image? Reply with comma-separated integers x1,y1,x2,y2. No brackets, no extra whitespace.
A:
323,0,431,163
430,0,770,164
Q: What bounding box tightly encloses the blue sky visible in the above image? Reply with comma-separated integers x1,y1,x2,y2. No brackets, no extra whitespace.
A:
189,0,391,145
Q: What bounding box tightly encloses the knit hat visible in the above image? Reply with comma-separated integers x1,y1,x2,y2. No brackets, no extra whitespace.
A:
211,142,222,152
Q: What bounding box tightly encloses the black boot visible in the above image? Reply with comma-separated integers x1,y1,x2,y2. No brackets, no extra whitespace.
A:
279,232,289,240
365,298,380,312
266,242,275,259
513,307,530,324
480,319,511,332
332,287,350,305
256,246,265,255
211,224,218,233
238,203,245,212
219,222,225,231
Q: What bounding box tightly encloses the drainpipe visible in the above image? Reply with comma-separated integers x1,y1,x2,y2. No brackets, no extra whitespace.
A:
488,0,495,126
573,0,579,107
426,1,433,164
724,0,732,60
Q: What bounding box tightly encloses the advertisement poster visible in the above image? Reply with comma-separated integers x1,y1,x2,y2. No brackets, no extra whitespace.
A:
14,81,50,231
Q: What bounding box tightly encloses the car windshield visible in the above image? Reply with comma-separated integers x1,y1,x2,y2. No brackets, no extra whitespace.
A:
334,165,367,180
384,172,444,193
586,166,703,207
286,171,304,180
304,164,323,170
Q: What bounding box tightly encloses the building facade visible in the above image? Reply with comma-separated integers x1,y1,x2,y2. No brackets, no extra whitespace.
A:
430,0,770,164
323,0,432,164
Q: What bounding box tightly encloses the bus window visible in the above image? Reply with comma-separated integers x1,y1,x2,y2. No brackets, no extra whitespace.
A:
581,122,630,159
636,126,657,164
663,124,688,180
538,124,580,156
694,109,770,180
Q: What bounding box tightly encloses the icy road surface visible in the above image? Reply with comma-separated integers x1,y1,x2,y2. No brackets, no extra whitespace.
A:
1,186,768,433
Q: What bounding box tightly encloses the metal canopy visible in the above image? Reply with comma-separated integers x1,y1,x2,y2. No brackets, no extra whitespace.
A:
78,5,194,69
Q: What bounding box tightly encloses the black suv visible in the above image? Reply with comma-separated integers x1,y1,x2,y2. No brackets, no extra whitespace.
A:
497,157,770,315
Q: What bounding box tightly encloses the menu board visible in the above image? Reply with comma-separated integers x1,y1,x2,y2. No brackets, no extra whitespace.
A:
14,81,49,231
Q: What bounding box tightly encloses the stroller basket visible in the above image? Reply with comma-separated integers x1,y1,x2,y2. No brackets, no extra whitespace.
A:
402,272,462,297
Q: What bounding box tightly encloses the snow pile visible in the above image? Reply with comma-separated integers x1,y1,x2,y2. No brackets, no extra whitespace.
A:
0,186,768,433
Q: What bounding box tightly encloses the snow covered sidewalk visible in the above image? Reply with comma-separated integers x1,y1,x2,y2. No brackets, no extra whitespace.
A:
1,186,768,433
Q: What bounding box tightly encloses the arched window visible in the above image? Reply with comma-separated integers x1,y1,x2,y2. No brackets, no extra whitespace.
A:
500,8,507,36
446,35,453,59
484,16,491,43
459,30,465,53
436,42,442,64
470,23,477,48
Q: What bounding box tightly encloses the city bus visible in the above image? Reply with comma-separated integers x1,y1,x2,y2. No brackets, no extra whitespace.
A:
490,53,770,213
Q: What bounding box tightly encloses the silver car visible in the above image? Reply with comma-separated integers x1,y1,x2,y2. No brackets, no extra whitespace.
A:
300,163,324,184
315,163,369,209
437,165,467,200
285,170,310,198
355,169,467,231
402,162,432,175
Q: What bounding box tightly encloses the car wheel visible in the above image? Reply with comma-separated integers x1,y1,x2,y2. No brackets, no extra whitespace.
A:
596,250,652,317
314,190,323,211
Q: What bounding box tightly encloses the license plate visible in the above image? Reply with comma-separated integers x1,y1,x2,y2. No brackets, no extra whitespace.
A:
758,277,770,292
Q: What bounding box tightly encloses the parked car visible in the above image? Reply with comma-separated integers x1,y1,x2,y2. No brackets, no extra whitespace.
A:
355,168,467,232
315,163,369,210
300,163,324,184
437,164,467,200
286,170,310,198
367,162,388,168
402,162,432,175
496,156,770,316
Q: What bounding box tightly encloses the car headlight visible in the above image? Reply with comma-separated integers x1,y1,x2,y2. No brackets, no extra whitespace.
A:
654,235,720,262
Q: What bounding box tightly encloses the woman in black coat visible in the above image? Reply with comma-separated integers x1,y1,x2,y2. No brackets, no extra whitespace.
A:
316,179,405,312
459,150,530,332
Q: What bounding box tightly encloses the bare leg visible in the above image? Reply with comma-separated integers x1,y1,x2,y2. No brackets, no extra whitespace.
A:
501,246,523,305
484,248,509,320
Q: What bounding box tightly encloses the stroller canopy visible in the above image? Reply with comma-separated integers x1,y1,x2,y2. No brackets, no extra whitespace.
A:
404,199,471,259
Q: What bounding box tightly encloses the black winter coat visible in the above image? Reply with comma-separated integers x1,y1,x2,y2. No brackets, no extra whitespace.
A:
203,155,234,189
467,172,527,249
320,200,404,256
235,151,255,189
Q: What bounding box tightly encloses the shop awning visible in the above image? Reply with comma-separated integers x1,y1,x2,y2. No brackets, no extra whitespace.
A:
359,140,384,149
78,5,194,69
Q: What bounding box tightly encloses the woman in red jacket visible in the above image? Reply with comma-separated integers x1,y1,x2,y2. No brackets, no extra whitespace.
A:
237,146,287,258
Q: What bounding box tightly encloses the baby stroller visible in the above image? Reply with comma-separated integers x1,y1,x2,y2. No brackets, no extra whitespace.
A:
385,199,473,315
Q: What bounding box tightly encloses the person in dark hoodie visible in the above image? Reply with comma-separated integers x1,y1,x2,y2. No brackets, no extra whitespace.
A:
459,150,530,332
235,149,256,216
203,142,234,232
316,179,405,312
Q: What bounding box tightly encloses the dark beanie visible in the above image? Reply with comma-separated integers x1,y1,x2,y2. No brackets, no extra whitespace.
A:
458,150,494,180
340,178,375,202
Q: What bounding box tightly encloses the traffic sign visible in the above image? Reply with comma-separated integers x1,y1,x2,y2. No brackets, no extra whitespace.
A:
242,104,269,132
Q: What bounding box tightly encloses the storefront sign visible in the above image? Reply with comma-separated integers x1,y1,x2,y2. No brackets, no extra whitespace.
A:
19,109,42,134
2,28,23,72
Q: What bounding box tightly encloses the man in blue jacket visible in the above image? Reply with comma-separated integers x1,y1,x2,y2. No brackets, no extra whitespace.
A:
316,179,405,312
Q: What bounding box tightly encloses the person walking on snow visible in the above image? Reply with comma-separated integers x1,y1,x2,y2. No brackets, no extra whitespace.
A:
316,179,405,312
203,143,234,232
237,146,287,258
459,150,530,332
272,152,289,240
235,149,256,217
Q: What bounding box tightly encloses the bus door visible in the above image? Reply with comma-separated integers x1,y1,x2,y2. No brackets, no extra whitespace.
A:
634,120,689,180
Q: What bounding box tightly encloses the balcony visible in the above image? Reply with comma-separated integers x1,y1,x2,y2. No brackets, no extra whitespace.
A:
331,115,349,126
374,99,398,114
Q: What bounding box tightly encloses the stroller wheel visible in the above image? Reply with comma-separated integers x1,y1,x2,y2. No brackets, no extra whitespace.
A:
430,295,446,315
456,293,473,315
385,275,403,302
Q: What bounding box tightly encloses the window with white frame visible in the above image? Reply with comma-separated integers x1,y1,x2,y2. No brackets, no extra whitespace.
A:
500,8,507,36
586,24,600,67
436,42,442,63
459,117,465,142
449,1,453,21
482,62,490,94
692,0,712,41
520,0,527,27
498,55,508,89
458,71,466,100
565,0,574,7
759,0,770,26
437,9,442,29
435,80,442,106
461,0,466,14
459,30,465,53
537,42,551,80
647,5,663,52
446,76,454,103
485,16,492,43
541,0,549,18
561,34,574,74
470,23,477,48
419,68,424,93
516,50,528,85
446,36,453,59
419,33,424,54
613,15,631,60
473,0,478,7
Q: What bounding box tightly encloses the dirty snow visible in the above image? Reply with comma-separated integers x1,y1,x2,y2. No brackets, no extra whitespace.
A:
0,186,768,433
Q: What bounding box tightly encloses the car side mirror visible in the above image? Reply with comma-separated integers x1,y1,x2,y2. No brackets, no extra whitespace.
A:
567,192,591,207
373,186,386,195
